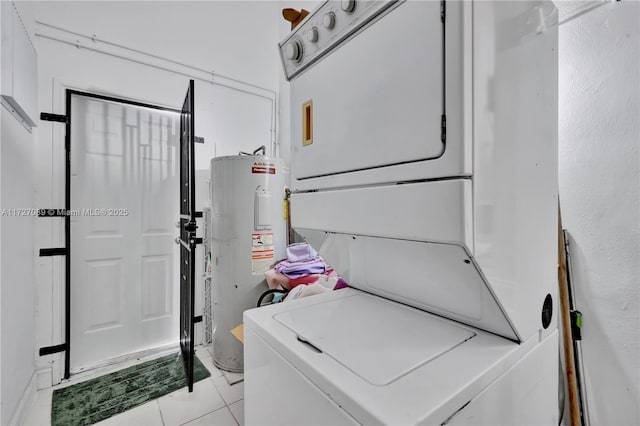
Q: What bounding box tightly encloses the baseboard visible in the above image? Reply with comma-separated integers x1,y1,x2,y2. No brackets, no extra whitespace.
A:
9,370,37,426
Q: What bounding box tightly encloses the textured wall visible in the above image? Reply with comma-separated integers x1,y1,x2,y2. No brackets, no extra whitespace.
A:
559,1,639,424
1,107,36,425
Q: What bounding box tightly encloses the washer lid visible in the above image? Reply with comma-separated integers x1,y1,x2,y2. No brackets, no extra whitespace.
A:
311,233,521,342
274,293,475,386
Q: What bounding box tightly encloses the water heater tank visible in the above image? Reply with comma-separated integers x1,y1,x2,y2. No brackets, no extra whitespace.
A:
210,155,288,371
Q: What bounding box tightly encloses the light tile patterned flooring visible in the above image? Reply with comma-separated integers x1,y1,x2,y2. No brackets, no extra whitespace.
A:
23,347,244,426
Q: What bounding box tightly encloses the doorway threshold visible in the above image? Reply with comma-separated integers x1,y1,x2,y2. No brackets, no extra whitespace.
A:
67,342,179,384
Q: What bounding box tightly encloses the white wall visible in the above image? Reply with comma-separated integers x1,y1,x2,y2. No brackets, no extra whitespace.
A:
14,0,282,386
0,106,37,424
16,1,281,164
0,112,2,426
559,1,639,424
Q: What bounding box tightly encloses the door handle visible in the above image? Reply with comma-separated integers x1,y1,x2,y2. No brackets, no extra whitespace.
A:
296,336,322,353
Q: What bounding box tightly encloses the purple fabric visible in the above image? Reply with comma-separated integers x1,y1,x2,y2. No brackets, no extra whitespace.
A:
333,278,348,290
274,257,326,278
286,243,318,262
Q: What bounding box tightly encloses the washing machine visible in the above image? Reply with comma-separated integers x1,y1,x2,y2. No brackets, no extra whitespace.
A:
245,0,559,424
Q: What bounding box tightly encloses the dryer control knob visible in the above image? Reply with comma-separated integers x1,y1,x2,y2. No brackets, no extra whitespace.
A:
341,0,356,13
323,12,336,29
307,27,319,42
285,40,302,62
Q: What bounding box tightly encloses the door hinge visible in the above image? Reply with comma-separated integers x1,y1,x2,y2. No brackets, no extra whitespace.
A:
39,247,68,257
40,112,67,123
440,0,446,23
441,114,447,144
39,343,68,356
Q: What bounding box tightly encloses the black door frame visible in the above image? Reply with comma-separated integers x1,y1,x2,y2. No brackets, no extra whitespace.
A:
178,80,198,392
38,89,181,380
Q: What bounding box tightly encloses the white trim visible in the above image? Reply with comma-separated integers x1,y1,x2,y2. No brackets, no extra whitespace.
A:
9,371,37,426
34,21,278,156
36,368,51,391
49,78,65,386
47,80,182,385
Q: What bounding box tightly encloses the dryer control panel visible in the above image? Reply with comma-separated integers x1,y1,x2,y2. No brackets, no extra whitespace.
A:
279,0,401,80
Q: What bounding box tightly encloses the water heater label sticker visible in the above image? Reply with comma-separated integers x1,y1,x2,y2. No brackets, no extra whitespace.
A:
252,162,276,174
251,232,274,275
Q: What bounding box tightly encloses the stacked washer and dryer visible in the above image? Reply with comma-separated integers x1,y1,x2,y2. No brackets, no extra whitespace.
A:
245,0,559,424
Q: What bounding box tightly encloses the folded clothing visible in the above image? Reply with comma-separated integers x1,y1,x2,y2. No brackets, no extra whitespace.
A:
286,242,318,263
287,270,334,288
274,256,326,279
264,268,347,291
263,243,348,302
287,274,324,288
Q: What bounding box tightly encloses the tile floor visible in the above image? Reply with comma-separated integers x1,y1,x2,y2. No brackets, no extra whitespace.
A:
22,347,245,426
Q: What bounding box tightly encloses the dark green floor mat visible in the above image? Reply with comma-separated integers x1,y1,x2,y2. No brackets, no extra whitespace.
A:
51,353,210,426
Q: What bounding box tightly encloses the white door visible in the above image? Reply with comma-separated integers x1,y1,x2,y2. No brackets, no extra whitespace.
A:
70,95,180,372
